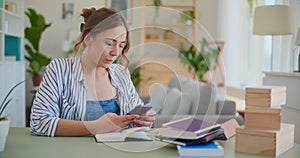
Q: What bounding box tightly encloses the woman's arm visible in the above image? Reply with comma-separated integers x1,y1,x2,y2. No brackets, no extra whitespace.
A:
123,68,157,127
56,119,91,136
55,113,139,136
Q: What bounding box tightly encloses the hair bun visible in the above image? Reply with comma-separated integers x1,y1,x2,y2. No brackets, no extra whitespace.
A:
81,8,96,23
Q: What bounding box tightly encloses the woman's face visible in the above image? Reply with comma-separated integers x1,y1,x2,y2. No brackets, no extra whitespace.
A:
85,25,127,68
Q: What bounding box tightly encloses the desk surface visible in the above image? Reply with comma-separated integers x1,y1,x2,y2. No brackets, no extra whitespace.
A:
1,128,300,158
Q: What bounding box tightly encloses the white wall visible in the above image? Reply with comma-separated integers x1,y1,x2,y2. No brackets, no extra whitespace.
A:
25,0,106,58
198,0,218,40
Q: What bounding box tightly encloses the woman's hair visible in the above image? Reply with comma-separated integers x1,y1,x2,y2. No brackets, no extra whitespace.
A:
74,7,130,67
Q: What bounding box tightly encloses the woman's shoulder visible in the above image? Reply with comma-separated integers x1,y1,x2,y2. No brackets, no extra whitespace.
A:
109,64,130,78
109,64,127,72
48,58,75,68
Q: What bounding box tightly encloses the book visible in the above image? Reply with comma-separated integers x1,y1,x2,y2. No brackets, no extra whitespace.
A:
219,118,240,140
158,117,221,139
156,128,224,146
94,127,152,143
177,141,224,156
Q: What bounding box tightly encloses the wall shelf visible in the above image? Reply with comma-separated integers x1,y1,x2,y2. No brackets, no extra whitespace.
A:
139,0,198,96
0,0,25,127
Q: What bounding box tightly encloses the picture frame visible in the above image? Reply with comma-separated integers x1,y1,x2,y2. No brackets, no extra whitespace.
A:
62,2,74,19
105,0,132,24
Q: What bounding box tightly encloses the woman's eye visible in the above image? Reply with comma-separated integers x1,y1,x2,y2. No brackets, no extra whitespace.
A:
119,45,125,48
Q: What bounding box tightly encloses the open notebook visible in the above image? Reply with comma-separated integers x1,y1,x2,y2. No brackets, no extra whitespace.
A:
94,127,152,143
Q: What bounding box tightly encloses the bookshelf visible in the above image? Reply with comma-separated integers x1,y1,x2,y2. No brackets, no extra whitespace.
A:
138,0,198,96
0,0,25,127
141,0,198,47
0,0,24,61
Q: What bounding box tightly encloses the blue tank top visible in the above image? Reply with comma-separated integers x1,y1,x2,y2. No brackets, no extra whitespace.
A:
84,97,119,121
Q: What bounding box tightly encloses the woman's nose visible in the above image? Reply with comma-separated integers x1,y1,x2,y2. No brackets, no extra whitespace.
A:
110,45,119,56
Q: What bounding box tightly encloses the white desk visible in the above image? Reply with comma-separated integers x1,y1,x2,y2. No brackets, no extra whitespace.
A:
0,128,300,158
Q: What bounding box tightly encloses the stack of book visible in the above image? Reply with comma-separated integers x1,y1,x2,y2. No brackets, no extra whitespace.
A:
156,117,225,156
236,86,295,157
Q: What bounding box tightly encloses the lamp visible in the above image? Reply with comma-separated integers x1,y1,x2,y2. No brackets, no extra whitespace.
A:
253,5,293,71
293,28,300,71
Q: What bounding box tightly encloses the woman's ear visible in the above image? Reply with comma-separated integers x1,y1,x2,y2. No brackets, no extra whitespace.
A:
84,34,93,46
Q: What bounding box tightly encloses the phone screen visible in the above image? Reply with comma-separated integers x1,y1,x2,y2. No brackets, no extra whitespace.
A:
127,105,152,115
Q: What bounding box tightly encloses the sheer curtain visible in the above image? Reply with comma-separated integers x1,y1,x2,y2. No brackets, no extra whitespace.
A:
272,0,295,72
218,0,299,88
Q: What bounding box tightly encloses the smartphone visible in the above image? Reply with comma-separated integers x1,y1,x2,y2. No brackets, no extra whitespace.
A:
127,105,152,115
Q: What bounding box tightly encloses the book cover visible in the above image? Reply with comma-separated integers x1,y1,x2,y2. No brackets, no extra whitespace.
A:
159,117,221,139
94,127,152,143
156,128,224,146
220,118,239,140
163,117,218,132
177,141,224,156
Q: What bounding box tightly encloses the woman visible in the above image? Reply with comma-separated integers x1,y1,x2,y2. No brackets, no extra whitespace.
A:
30,7,156,137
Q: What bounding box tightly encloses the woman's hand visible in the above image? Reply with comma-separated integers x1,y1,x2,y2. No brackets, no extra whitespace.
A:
133,109,156,127
84,113,139,134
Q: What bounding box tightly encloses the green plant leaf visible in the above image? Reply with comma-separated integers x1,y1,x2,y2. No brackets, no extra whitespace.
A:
24,8,52,77
30,61,40,76
25,44,35,57
179,38,221,81
0,99,12,117
25,27,42,52
0,80,25,117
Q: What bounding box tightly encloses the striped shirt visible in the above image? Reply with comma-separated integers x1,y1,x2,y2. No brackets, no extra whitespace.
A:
30,57,144,136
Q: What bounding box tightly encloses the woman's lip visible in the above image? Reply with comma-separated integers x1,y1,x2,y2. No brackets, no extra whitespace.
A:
106,59,114,63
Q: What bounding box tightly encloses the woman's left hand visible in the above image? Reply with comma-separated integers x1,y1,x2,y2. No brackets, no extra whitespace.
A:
133,108,156,127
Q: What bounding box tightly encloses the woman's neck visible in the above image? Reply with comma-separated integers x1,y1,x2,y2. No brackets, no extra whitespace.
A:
80,52,108,76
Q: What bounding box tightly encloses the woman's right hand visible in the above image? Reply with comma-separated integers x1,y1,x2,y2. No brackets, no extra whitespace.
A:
84,113,139,134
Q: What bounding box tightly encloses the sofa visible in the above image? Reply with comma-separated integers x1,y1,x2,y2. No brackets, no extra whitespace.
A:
142,75,244,127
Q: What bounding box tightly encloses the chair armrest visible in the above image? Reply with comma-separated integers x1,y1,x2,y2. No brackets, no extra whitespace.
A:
216,99,236,115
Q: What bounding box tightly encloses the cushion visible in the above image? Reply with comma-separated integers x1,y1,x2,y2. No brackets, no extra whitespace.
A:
181,79,217,115
160,88,191,115
149,84,191,115
168,75,189,90
216,99,236,115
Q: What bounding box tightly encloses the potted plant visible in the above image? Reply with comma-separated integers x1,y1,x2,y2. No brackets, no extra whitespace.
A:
179,38,220,81
0,80,24,152
24,8,52,87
